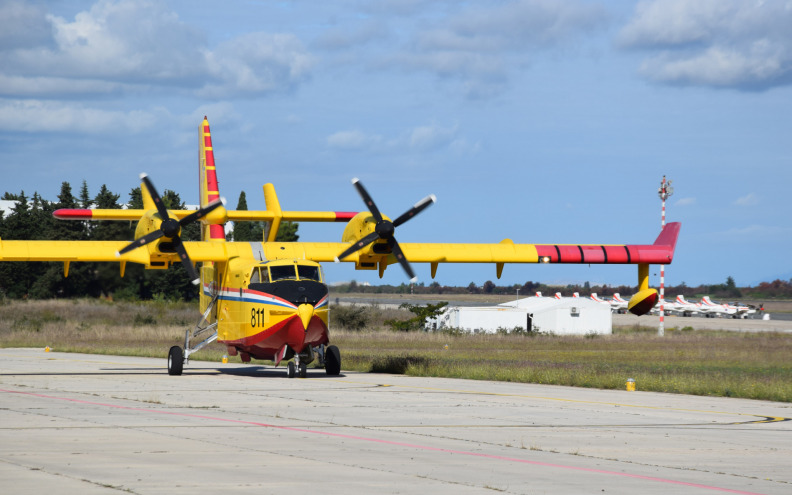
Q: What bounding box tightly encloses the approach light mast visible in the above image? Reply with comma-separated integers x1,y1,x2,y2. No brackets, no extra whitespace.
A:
658,176,674,337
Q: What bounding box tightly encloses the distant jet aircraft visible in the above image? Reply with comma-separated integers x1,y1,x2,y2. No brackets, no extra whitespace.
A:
699,296,739,318
610,293,629,314
650,297,683,315
674,295,702,317
731,302,759,319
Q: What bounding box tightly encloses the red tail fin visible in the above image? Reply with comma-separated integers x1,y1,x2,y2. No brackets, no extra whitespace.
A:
653,222,681,258
199,117,225,241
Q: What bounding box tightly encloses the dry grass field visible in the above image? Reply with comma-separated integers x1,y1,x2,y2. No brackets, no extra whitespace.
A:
2,298,791,402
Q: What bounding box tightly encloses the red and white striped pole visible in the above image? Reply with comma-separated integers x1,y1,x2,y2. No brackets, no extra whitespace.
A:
658,176,673,337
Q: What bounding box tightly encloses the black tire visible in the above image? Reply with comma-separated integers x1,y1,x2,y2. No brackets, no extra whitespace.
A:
287,361,296,378
325,345,341,376
298,362,307,378
167,346,183,376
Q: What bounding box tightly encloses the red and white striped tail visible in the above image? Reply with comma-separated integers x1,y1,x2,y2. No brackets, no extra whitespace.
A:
199,117,226,242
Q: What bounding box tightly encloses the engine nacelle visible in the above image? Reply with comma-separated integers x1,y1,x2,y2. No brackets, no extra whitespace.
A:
341,211,379,243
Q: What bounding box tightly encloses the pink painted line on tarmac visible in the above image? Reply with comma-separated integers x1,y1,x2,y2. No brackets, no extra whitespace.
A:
2,389,767,495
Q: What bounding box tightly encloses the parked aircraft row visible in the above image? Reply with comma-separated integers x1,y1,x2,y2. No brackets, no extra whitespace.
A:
532,292,762,319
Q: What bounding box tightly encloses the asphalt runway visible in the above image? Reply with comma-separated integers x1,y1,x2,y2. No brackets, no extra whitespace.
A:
1,349,791,494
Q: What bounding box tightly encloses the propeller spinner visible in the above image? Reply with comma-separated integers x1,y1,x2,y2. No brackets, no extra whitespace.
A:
335,178,435,282
117,174,224,285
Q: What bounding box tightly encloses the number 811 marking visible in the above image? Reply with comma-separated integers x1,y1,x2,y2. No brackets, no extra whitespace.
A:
251,308,266,328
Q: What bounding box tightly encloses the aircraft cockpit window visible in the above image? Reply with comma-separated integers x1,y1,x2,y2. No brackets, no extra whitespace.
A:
297,265,321,282
270,265,298,281
250,268,261,284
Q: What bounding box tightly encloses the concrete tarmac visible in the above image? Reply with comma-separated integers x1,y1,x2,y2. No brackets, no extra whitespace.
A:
1,348,791,494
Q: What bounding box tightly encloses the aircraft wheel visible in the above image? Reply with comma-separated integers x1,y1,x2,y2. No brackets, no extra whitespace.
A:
298,362,307,378
167,346,183,376
325,345,341,376
287,361,296,378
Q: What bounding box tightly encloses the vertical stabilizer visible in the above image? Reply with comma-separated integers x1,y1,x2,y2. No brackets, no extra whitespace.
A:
198,117,223,322
199,117,226,242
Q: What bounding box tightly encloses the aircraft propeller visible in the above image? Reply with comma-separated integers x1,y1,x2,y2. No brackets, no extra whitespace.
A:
335,178,435,282
117,173,225,285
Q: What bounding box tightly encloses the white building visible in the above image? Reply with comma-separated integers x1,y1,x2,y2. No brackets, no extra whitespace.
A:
429,296,612,335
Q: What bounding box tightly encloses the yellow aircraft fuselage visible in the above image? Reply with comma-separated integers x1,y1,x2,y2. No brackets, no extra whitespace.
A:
204,258,329,363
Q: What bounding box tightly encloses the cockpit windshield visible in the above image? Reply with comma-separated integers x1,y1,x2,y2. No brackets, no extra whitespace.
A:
270,265,298,281
297,264,321,282
256,263,323,283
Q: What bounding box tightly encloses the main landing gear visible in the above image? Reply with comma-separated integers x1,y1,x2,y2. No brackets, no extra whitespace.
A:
166,295,219,376
168,345,183,376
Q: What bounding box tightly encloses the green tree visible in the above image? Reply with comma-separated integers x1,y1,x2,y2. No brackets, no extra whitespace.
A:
0,192,44,298
275,221,299,242
232,191,254,241
91,185,135,297
79,180,93,209
128,187,143,209
231,190,298,242
725,276,742,298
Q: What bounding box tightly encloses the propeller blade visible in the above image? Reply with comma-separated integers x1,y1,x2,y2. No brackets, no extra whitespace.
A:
117,230,164,255
171,236,200,285
335,231,380,262
387,236,416,282
392,194,436,227
140,174,170,221
179,198,225,226
352,178,383,223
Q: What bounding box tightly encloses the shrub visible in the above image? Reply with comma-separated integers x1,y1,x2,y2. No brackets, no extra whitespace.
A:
330,304,369,331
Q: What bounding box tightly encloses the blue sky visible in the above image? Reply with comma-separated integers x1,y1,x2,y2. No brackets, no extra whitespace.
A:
1,0,790,289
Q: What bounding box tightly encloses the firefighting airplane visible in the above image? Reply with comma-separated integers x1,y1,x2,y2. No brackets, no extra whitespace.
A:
0,117,680,377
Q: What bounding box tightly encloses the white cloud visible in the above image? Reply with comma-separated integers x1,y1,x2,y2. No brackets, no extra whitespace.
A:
326,130,382,150
675,197,696,207
201,32,313,97
0,0,313,98
619,0,792,90
325,123,471,154
0,99,159,133
313,20,389,50
734,193,759,206
377,0,609,98
409,123,458,151
0,1,54,50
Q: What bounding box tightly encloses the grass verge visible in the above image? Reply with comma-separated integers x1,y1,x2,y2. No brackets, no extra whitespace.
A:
2,299,791,402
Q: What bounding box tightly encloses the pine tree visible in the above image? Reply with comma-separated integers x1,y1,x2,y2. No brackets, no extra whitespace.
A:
275,221,299,242
79,180,93,209
232,191,254,241
92,185,134,297
0,192,43,297
129,187,143,209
